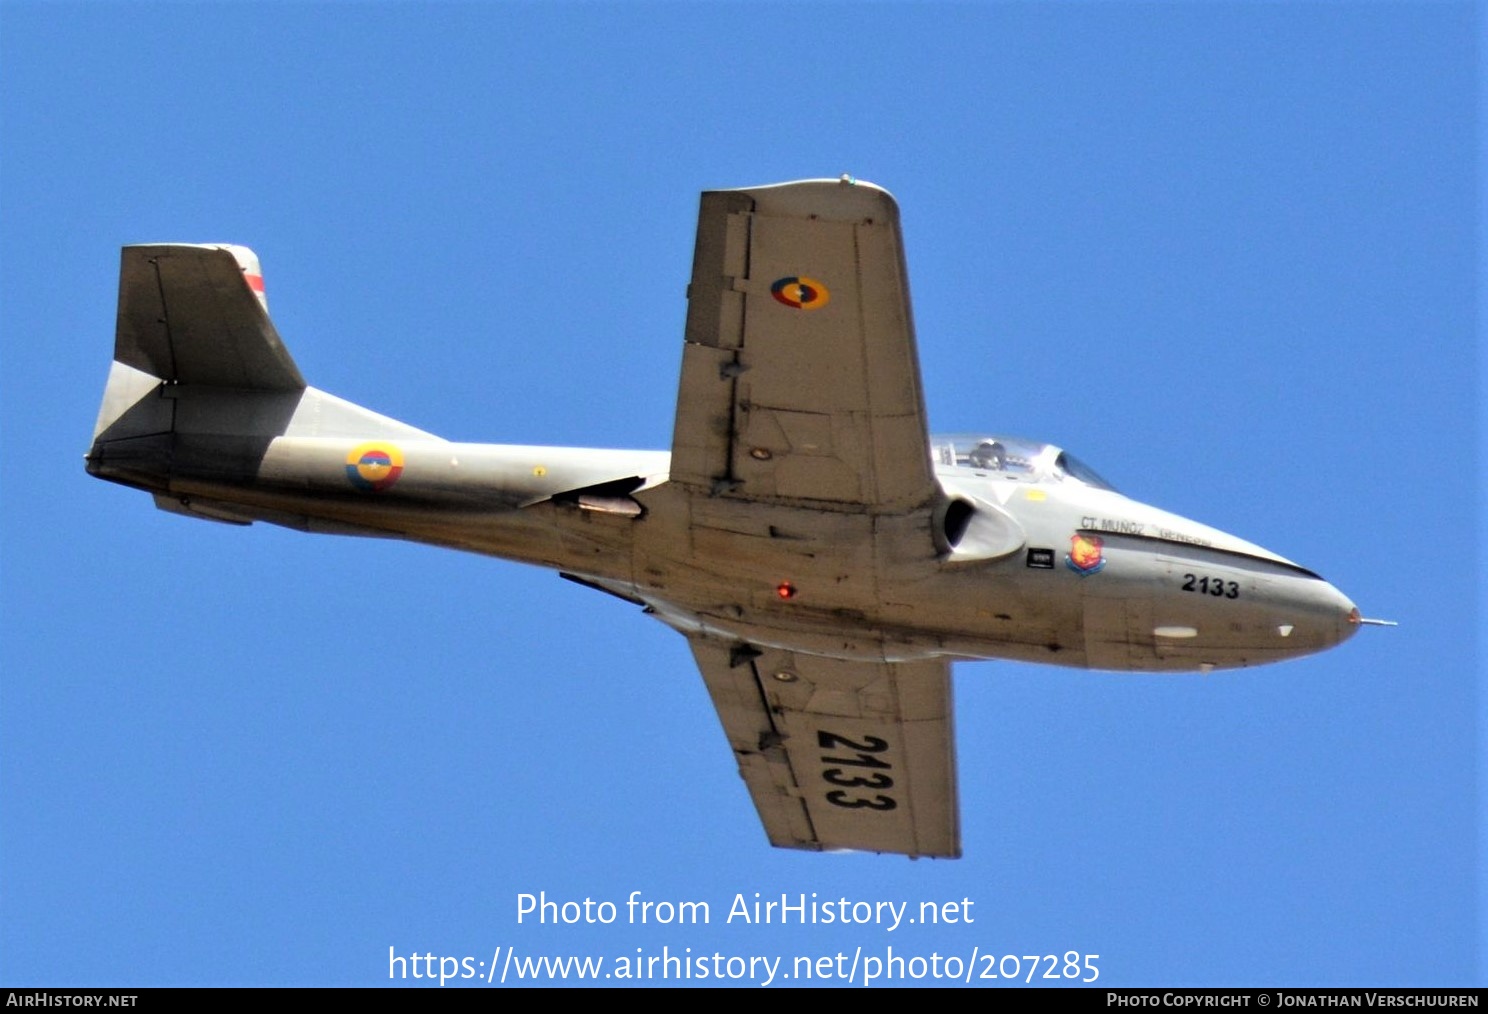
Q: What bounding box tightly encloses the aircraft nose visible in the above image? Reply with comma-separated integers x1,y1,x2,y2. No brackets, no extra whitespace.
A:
1330,582,1361,646
1266,573,1359,656
1306,578,1360,650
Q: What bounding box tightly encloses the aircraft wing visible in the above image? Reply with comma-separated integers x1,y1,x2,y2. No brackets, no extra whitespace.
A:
670,179,935,512
688,635,960,858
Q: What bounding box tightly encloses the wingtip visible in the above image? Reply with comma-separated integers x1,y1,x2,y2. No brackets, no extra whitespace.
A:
719,177,899,222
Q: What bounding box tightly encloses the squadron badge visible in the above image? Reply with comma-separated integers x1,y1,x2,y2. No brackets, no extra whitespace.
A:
1066,533,1106,576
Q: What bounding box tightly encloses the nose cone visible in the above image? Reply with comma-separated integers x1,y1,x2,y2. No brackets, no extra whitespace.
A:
1327,582,1361,648
1275,574,1360,656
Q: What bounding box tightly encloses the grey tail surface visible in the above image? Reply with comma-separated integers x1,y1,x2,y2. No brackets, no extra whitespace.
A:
88,244,431,505
112,244,304,392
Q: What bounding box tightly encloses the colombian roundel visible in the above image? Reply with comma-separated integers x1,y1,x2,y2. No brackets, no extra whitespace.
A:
770,276,830,310
345,442,405,492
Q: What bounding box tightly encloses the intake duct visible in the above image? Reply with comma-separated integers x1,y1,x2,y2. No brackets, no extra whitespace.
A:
933,489,1026,562
941,498,975,548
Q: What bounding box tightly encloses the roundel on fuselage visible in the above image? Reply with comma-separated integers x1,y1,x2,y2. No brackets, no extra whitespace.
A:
345,443,405,492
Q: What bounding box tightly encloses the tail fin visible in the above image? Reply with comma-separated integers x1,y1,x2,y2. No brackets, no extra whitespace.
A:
113,244,303,392
88,243,433,506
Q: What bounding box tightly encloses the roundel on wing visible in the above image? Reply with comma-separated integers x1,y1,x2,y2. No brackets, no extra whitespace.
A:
345,442,405,492
770,276,830,310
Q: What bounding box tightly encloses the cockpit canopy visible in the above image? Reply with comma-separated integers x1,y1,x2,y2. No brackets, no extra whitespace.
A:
929,434,1119,493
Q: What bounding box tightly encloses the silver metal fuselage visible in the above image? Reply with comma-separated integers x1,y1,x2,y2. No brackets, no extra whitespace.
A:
91,387,1357,673
89,196,1367,858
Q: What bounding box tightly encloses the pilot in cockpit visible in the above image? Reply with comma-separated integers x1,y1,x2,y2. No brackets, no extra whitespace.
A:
968,440,1006,471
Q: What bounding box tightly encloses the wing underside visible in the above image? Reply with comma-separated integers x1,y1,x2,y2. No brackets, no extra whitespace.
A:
688,635,959,858
670,179,935,512
666,180,958,857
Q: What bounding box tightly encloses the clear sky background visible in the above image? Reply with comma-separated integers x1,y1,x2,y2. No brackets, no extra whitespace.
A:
1,2,1477,988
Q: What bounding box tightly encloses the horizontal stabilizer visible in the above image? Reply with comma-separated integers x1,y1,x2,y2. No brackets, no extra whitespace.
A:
152,493,253,525
115,244,304,391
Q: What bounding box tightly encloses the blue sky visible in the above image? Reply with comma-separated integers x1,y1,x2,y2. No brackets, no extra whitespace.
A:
1,2,1477,988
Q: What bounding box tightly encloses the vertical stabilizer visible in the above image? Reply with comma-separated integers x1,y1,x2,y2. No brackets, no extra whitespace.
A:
113,244,303,391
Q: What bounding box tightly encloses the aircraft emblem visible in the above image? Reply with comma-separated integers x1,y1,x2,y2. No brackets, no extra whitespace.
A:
345,443,404,492
770,276,830,310
1066,533,1106,576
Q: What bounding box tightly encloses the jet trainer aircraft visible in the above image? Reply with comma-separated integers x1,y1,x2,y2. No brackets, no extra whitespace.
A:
87,177,1378,859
